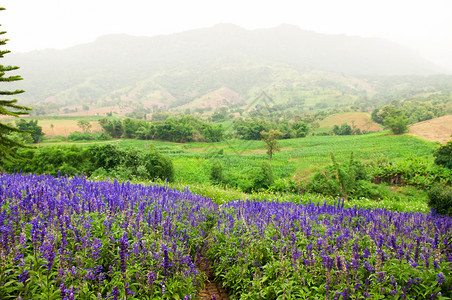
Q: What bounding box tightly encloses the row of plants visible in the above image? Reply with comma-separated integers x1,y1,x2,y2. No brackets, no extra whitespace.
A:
1,173,451,299
4,144,174,182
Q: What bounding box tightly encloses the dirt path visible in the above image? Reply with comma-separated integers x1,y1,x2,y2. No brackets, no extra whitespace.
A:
196,232,230,300
198,254,230,300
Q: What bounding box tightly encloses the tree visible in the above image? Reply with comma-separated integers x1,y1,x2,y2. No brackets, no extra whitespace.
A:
234,120,270,140
261,129,282,161
0,7,32,164
201,123,224,142
77,119,92,133
291,121,310,138
16,119,44,143
99,118,123,138
333,123,353,135
384,115,408,135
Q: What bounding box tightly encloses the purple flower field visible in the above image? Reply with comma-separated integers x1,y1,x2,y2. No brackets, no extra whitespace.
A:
0,173,451,299
1,173,216,299
208,200,452,299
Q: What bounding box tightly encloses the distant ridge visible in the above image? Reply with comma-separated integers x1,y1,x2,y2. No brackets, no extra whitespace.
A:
5,24,447,110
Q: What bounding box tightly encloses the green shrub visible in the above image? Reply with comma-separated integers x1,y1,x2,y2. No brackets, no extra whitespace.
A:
240,162,274,192
353,180,387,200
142,147,174,182
68,131,111,141
373,156,451,188
210,159,224,184
89,144,123,171
428,185,452,216
224,162,275,193
434,141,452,169
306,153,384,200
5,146,92,176
268,177,299,193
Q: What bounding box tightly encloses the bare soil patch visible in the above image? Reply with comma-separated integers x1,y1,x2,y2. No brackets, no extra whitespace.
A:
318,112,381,132
39,119,102,137
178,87,244,112
409,115,452,144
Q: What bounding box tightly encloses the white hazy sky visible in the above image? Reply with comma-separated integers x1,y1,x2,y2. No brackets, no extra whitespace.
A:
1,0,452,71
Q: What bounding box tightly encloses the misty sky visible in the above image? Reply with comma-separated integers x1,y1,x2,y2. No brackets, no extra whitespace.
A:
1,0,452,71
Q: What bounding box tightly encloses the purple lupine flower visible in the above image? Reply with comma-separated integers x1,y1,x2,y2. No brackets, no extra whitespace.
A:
163,245,171,277
40,239,56,270
436,272,446,285
119,231,129,275
109,286,120,300
18,269,29,286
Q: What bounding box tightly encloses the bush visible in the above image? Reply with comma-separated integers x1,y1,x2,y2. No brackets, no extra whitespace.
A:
4,146,92,176
372,156,451,188
142,147,174,182
225,162,275,193
428,185,452,216
89,144,124,171
434,141,452,169
210,159,224,184
268,177,299,193
241,162,274,192
306,153,383,200
68,131,111,141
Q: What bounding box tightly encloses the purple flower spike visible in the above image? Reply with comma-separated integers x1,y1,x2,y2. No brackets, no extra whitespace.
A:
436,272,446,285
119,231,129,275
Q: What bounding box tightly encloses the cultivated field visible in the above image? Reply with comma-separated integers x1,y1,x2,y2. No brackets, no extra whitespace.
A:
409,114,452,144
37,118,102,137
317,112,381,132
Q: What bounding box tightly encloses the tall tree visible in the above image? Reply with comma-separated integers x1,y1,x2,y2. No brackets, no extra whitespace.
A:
261,129,282,161
0,7,31,164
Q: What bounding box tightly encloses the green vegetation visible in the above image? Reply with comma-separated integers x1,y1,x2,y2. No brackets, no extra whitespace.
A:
434,140,452,169
98,116,225,143
15,119,44,143
6,132,450,216
3,20,452,299
5,143,174,182
371,105,408,135
0,12,32,164
428,185,452,216
261,129,282,160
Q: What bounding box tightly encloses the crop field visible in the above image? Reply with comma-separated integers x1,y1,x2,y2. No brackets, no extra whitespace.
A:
1,173,451,299
74,132,438,183
36,119,102,138
34,132,443,211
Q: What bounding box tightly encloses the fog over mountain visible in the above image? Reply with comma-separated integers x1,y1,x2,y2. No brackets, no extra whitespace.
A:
5,24,447,108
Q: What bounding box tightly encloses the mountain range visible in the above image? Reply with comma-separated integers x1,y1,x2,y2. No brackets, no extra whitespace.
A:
4,23,449,116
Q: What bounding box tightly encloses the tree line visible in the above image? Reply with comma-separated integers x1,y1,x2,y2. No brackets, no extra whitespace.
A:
97,115,225,143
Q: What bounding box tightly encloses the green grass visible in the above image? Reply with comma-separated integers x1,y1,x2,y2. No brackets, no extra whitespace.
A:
38,131,439,183
149,179,429,213
35,131,440,211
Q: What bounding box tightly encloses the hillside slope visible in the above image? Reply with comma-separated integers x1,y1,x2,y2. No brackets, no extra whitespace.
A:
4,24,447,117
409,115,452,144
